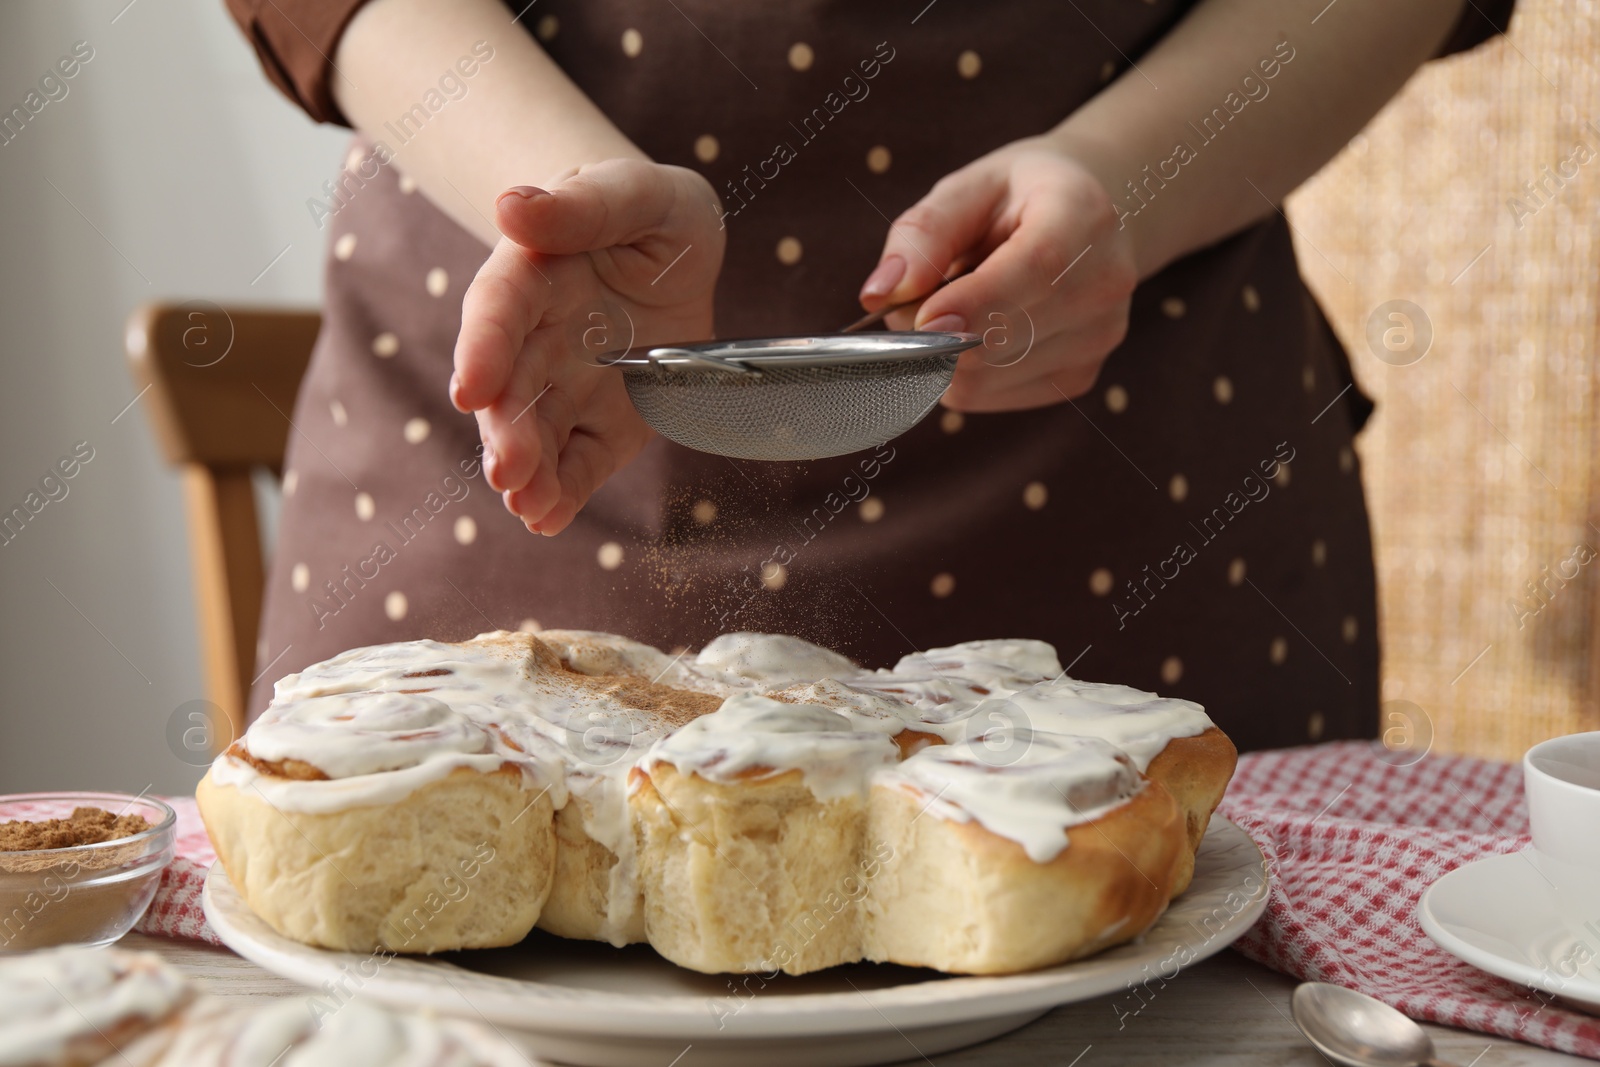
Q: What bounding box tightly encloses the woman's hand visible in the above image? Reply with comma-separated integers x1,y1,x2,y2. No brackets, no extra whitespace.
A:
857,139,1137,411
452,159,725,534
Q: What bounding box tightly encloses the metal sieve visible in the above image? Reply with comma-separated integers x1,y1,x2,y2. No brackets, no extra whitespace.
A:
603,332,980,462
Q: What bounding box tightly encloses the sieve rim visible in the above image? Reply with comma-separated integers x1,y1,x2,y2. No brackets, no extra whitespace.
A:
599,331,981,371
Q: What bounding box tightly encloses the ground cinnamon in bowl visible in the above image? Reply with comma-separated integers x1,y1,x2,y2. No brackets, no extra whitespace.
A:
0,807,151,852
0,795,174,952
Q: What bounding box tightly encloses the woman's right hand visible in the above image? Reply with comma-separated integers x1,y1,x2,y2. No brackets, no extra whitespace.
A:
452,159,725,535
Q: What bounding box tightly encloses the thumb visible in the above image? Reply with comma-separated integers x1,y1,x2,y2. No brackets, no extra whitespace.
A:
494,158,677,255
859,166,1005,309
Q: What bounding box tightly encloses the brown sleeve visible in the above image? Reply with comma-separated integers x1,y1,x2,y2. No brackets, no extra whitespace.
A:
223,0,375,126
1434,0,1515,58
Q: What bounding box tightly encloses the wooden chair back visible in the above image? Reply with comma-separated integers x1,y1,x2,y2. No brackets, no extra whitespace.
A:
125,303,320,750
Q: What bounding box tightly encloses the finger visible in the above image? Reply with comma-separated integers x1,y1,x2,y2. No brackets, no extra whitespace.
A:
920,215,1131,346
915,207,1064,333
860,166,1007,309
943,310,1129,412
537,378,653,534
503,412,564,526
502,385,583,524
453,240,553,412
915,166,1134,334
483,361,578,497
533,431,621,536
882,302,922,331
495,160,680,255
477,410,504,489
470,326,547,492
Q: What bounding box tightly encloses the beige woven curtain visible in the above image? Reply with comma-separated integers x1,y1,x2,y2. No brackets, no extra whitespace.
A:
1287,0,1600,760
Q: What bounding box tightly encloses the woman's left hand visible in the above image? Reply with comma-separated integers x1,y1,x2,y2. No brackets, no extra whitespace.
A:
857,137,1138,411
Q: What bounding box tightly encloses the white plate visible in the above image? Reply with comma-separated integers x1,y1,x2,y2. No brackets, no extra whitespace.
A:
204,816,1268,1067
1419,849,1600,1016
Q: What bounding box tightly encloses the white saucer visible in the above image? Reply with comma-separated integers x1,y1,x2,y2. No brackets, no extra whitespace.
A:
202,816,1267,1067
1419,849,1600,1015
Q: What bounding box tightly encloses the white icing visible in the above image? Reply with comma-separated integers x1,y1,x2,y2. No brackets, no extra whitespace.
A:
853,652,1209,772
213,637,564,818
244,692,494,777
263,1000,524,1067
845,674,994,716
640,695,899,800
876,732,1145,863
996,680,1212,770
273,639,524,700
898,638,1063,682
222,629,1216,909
0,947,188,1067
536,629,686,683
140,997,527,1067
693,632,858,686
757,678,918,737
210,754,518,815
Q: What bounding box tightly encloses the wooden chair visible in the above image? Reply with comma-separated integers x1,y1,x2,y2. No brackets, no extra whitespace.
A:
125,303,321,750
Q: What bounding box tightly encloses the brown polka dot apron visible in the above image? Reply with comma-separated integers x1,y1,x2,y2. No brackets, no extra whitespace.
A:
250,0,1386,750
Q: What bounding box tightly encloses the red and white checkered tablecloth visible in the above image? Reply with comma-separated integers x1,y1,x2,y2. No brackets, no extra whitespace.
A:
1216,740,1600,1059
134,795,219,946
129,741,1600,1057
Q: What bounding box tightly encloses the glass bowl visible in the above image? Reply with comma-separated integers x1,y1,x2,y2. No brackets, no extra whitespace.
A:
0,792,176,952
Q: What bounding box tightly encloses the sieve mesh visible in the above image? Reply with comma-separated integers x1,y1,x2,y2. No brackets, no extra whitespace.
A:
622,353,958,461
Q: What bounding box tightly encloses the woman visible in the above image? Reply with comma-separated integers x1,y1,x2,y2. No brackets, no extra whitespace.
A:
227,0,1509,747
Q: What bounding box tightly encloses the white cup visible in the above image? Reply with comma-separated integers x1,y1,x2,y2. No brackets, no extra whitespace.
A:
1524,732,1600,952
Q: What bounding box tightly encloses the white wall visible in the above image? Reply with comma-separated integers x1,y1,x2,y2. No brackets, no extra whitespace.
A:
0,0,346,795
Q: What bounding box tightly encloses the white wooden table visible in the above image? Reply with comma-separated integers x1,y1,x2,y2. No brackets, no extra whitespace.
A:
121,932,1585,1066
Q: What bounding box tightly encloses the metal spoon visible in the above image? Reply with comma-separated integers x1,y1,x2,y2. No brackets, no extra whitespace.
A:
1291,983,1460,1067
